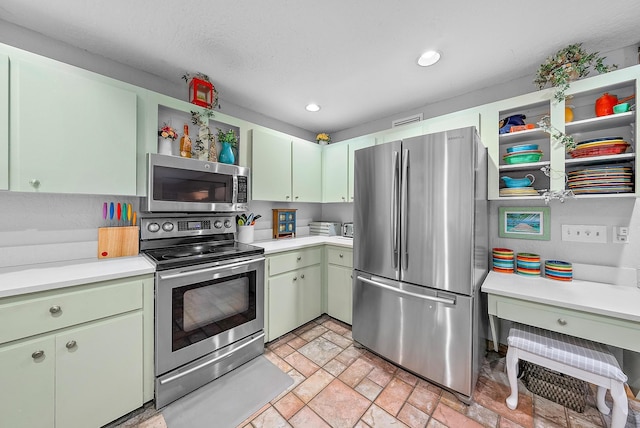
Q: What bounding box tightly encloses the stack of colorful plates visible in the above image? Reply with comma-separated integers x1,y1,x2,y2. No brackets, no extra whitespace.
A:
502,150,543,165
545,260,572,281
516,253,541,276
569,137,629,158
492,248,514,273
567,165,633,194
499,187,540,197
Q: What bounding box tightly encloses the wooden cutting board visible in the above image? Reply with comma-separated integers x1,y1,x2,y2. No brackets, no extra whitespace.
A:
98,226,139,259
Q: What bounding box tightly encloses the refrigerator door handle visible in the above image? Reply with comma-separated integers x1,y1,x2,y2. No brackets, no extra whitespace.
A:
401,148,409,270
357,275,456,305
391,150,399,270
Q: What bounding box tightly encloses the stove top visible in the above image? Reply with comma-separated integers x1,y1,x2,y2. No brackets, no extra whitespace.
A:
139,214,264,270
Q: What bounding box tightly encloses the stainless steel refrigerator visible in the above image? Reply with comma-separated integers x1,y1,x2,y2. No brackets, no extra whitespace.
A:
352,126,488,401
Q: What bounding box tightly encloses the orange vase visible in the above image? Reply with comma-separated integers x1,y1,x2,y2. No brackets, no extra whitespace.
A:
179,124,192,158
595,93,618,117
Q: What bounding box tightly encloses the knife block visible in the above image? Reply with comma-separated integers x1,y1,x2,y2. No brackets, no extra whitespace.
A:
98,226,139,259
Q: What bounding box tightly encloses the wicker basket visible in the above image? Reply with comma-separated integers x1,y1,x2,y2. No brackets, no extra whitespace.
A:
519,360,589,412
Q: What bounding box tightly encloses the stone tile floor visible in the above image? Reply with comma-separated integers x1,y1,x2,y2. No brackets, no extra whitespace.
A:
112,315,640,428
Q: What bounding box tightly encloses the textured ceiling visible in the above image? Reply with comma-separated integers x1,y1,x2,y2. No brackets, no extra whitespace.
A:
1,1,640,134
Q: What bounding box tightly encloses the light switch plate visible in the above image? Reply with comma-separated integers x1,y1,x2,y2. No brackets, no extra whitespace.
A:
561,224,607,243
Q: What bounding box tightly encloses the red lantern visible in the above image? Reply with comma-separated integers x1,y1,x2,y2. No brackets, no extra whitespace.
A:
188,77,214,108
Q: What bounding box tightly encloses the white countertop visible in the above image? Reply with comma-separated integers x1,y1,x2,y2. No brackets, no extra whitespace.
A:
481,270,640,322
252,235,353,254
0,256,156,298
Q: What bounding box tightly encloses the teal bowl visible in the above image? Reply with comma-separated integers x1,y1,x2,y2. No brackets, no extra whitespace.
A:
506,144,539,153
503,152,543,164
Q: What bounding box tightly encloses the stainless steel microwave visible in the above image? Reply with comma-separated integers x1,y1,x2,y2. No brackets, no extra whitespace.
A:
142,153,249,213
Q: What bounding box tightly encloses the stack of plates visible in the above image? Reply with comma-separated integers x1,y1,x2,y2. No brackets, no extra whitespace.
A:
545,260,572,281
499,187,540,197
569,137,629,159
502,150,543,165
567,166,633,194
492,248,514,273
516,253,541,276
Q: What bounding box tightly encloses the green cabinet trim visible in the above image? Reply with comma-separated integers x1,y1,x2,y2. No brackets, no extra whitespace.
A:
0,53,8,190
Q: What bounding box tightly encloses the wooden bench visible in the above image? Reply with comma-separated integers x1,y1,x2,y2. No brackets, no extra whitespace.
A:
505,324,628,428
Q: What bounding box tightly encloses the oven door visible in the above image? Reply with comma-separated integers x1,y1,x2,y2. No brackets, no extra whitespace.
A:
155,255,265,376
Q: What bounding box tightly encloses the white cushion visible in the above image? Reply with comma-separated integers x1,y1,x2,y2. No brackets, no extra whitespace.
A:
507,324,627,383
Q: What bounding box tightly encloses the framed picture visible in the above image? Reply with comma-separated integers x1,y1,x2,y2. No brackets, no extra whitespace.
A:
498,206,550,240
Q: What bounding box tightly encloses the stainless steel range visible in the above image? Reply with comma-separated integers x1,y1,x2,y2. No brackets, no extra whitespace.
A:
140,214,265,408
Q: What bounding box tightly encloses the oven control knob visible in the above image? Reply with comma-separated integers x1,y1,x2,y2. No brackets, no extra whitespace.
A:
162,222,174,232
147,222,160,233
224,220,232,228
214,220,223,229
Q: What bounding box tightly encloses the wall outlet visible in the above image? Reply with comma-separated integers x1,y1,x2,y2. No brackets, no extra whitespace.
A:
561,224,607,243
613,226,630,244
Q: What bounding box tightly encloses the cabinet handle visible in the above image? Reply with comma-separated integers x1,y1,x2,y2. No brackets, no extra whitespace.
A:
32,350,45,359
66,340,77,349
350,274,353,279
286,196,290,199
557,318,567,326
342,197,346,201
295,196,299,200
297,256,302,261
301,274,305,279
350,196,354,200
49,305,61,315
29,179,40,188
339,254,344,258
293,277,297,281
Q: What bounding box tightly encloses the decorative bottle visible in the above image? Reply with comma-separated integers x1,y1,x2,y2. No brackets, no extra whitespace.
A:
179,124,192,158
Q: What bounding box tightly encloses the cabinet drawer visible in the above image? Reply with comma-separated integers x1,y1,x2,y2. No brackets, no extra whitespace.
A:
268,247,322,276
0,278,143,344
495,298,640,352
327,247,353,268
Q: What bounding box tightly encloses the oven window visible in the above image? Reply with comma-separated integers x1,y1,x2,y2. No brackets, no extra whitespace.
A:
153,165,232,203
172,272,256,351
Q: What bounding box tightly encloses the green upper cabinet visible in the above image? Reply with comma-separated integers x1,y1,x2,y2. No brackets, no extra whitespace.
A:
322,143,348,202
347,136,376,202
0,54,8,191
292,140,322,202
9,58,137,195
251,129,321,202
251,129,293,201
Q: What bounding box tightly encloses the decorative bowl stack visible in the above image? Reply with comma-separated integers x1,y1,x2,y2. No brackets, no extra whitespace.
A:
492,248,514,273
516,253,541,276
545,260,573,281
503,144,543,165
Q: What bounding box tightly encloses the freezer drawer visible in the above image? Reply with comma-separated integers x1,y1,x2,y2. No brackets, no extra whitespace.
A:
352,271,475,397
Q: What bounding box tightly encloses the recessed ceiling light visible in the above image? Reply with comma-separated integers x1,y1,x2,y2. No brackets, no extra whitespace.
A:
417,50,441,67
306,103,321,112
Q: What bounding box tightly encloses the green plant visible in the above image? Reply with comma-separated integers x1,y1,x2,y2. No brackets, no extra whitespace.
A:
316,132,331,143
534,43,617,102
216,128,237,148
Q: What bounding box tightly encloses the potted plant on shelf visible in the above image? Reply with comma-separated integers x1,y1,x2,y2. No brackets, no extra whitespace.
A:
534,43,617,102
316,133,331,145
216,128,237,164
158,124,178,155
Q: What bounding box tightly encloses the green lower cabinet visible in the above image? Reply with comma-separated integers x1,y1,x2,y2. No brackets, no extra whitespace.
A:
267,261,322,341
326,246,354,324
56,313,143,428
327,264,353,324
0,336,55,428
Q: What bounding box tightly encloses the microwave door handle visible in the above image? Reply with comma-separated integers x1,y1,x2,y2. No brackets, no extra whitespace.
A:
391,150,399,271
158,257,265,280
401,148,409,271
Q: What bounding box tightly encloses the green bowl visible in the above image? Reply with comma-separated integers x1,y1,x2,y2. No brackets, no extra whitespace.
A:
503,153,543,164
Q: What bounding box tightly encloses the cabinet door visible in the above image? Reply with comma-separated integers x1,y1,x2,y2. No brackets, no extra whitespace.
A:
0,336,55,428
251,129,292,201
56,313,143,428
268,271,299,340
10,59,137,195
322,143,348,202
327,264,353,324
292,140,322,202
0,53,8,190
299,264,322,325
348,136,375,201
